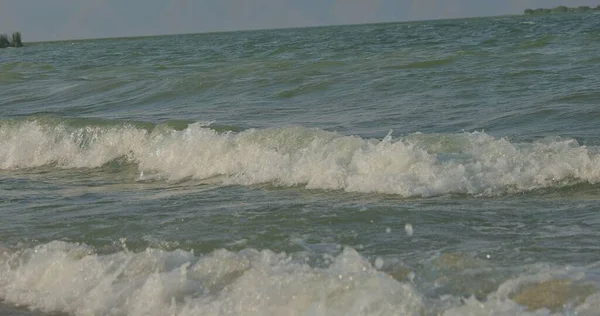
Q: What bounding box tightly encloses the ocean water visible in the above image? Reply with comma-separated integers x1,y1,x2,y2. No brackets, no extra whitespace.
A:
1,12,600,315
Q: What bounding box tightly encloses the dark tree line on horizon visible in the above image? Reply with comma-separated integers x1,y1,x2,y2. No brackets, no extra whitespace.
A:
0,32,23,48
524,5,600,15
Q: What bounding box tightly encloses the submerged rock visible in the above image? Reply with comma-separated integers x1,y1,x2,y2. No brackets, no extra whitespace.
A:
511,279,596,311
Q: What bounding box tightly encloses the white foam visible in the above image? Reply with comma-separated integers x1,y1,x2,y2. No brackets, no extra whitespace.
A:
442,264,597,316
575,293,600,315
2,120,600,196
0,241,423,316
1,242,600,315
442,296,546,316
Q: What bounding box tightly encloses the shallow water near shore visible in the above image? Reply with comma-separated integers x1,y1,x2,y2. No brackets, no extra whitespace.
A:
1,12,600,315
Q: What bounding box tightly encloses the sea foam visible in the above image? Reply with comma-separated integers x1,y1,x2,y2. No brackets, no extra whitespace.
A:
1,242,599,315
2,119,600,197
0,241,422,316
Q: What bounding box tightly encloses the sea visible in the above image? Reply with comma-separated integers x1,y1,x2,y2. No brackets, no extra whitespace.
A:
1,12,600,316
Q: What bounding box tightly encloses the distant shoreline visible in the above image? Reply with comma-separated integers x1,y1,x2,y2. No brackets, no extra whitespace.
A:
16,9,600,44
524,5,600,15
0,32,23,48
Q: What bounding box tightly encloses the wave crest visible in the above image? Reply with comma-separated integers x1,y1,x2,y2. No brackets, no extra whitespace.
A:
2,119,600,196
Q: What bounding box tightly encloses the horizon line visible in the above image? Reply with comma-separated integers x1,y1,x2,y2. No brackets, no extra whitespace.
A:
25,12,524,44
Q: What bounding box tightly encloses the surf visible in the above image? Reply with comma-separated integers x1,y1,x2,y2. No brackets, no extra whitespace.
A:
2,117,600,197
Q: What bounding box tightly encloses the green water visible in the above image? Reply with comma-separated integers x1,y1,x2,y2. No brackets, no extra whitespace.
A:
1,13,600,315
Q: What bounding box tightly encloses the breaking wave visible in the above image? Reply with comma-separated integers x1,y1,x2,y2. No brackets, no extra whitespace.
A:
2,118,600,197
0,242,422,316
1,241,599,315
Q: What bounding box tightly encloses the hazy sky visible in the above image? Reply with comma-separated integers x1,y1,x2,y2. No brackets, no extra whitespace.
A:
1,0,598,41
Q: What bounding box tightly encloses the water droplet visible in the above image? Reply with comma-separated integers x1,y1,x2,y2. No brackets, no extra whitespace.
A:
374,257,384,269
405,223,413,236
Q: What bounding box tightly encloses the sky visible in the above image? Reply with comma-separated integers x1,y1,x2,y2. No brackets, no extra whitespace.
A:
0,0,598,41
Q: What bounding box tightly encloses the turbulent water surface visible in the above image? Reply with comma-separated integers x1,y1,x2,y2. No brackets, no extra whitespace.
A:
2,12,600,315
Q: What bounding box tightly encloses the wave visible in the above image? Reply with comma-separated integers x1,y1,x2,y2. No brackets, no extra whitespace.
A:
0,241,598,315
380,56,456,70
276,80,331,98
2,117,600,197
518,34,556,49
